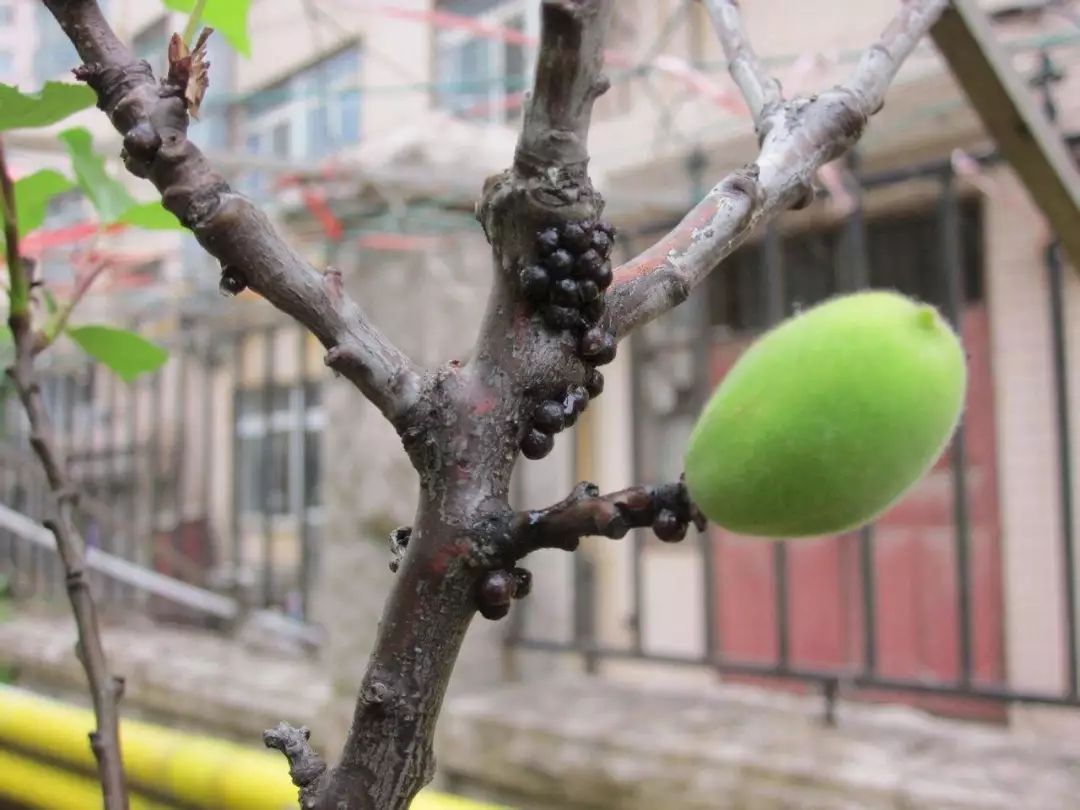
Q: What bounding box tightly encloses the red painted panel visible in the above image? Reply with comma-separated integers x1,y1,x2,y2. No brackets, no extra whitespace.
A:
707,304,1004,720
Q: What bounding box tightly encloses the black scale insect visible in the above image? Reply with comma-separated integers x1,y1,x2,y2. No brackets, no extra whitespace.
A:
517,220,620,461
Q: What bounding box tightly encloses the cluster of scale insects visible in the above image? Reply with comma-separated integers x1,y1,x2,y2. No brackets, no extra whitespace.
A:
517,218,618,461
477,219,620,621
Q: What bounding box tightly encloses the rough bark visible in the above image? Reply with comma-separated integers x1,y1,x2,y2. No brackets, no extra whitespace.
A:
37,0,950,807
0,139,128,808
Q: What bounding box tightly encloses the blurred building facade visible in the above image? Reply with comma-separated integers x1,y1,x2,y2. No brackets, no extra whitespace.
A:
2,1,1080,801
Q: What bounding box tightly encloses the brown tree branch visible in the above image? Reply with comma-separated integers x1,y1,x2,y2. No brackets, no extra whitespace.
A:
703,0,783,129
511,479,706,555
0,137,129,809
40,0,421,424
515,0,614,173
605,0,948,337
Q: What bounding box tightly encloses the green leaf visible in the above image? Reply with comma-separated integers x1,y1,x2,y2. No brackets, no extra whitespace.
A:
162,0,252,56
59,128,136,224
12,170,74,238
117,200,184,231
67,325,169,382
0,82,96,132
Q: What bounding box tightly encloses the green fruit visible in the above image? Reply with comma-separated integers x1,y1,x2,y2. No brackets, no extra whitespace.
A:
684,290,966,538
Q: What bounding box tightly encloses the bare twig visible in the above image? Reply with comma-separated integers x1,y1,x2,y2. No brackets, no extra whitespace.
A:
36,257,109,353
40,0,421,424
0,137,129,809
606,0,949,337
703,0,783,129
850,0,948,114
511,479,706,556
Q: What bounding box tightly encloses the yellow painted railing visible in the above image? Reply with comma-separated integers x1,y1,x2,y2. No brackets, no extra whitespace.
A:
0,685,505,810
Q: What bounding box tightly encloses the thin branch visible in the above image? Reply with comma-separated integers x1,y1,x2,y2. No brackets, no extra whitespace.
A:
849,0,949,114
606,0,948,337
511,479,706,557
0,137,129,809
36,257,109,354
703,0,783,128
40,0,421,424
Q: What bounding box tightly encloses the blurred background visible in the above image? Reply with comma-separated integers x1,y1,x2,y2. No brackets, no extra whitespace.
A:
1,0,1079,808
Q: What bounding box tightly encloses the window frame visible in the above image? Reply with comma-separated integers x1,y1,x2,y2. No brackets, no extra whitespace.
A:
241,44,362,164
433,0,540,124
234,382,324,528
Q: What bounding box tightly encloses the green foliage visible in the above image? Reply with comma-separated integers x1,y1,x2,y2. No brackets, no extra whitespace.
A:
163,0,253,56
0,82,96,132
66,325,169,382
117,200,184,231
684,291,967,538
59,128,137,223
12,170,74,238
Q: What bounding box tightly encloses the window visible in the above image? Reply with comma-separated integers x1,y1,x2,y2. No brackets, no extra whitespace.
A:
240,46,361,196
34,3,83,81
242,46,361,163
0,4,14,27
132,16,169,78
434,0,538,124
234,382,323,518
706,200,984,335
0,50,12,80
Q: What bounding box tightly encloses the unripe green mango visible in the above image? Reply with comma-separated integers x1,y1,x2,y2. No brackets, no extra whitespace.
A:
684,290,966,538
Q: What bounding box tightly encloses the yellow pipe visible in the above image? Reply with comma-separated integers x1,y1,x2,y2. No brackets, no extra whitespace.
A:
0,749,171,810
0,685,507,810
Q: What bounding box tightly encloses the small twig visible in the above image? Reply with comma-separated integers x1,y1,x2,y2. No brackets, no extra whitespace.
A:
703,0,783,128
36,257,109,354
264,723,328,808
848,0,949,114
511,478,706,557
606,0,949,337
0,137,129,809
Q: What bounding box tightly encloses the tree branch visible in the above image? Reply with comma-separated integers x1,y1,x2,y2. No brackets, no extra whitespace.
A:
515,0,614,174
0,137,129,809
605,0,948,338
703,0,783,130
511,478,706,556
40,0,421,424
